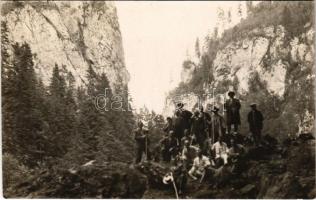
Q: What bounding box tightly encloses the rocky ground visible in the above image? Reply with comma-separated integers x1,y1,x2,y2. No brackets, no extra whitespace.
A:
6,134,315,199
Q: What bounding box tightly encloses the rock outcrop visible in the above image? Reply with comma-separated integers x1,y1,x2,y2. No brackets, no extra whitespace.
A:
164,3,315,139
139,137,315,199
2,1,129,92
6,161,147,198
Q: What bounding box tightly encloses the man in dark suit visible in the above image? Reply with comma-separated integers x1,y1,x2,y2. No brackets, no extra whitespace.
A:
247,103,264,146
224,91,241,134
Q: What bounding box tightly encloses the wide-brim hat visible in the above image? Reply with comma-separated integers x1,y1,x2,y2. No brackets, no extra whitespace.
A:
176,102,184,109
228,91,235,96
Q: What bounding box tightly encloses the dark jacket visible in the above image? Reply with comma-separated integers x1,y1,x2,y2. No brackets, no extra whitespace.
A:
163,122,174,133
134,128,148,147
224,98,241,125
180,110,193,130
247,109,264,131
191,115,206,139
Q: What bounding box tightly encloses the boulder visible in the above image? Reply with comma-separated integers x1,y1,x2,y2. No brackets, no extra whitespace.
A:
257,172,306,199
135,161,169,189
239,184,257,198
13,161,147,198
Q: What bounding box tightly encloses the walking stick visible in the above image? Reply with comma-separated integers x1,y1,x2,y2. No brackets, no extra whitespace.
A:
163,172,179,198
199,170,206,184
171,173,179,199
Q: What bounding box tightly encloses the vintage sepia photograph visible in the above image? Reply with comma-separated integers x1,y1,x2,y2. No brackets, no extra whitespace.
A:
1,0,315,199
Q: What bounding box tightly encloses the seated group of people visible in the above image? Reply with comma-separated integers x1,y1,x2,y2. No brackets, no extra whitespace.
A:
159,128,245,181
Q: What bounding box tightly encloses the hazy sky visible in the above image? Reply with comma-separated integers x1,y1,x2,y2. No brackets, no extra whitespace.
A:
116,1,244,113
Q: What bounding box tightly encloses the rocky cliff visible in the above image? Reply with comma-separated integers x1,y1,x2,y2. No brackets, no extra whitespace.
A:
2,1,129,92
164,2,315,139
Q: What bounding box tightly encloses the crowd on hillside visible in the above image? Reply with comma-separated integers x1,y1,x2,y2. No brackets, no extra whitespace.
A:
133,91,264,194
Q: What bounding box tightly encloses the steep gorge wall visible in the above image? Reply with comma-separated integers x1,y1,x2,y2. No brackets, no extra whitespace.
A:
212,24,315,137
2,1,129,92
164,22,315,139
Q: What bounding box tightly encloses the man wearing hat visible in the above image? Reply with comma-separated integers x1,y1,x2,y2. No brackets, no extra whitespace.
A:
247,103,264,146
174,102,193,143
191,109,206,150
134,121,151,163
210,106,225,143
224,91,241,134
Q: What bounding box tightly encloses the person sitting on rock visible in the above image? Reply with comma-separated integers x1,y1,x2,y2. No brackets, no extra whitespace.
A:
160,130,178,163
181,140,199,169
228,138,245,163
211,136,229,166
188,150,211,180
181,129,192,148
171,158,188,195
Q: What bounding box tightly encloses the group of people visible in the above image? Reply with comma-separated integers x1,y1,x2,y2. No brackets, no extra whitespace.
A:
133,91,264,194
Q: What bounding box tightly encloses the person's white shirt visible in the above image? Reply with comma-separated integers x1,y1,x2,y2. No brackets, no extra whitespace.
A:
211,141,228,159
181,145,198,160
192,155,210,171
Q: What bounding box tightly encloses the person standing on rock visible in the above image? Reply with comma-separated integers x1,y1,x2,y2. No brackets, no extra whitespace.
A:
134,121,150,163
247,103,264,146
224,91,241,134
191,109,207,150
174,103,193,143
210,106,226,143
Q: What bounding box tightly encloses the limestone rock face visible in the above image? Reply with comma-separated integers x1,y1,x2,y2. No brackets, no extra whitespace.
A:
2,1,129,92
165,24,315,137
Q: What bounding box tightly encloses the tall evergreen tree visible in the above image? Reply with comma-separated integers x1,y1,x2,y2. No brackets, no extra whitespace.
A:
47,65,71,157
2,21,14,154
195,38,201,58
8,43,46,166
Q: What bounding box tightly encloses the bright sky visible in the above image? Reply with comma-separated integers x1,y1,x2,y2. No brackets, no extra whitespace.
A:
116,1,244,113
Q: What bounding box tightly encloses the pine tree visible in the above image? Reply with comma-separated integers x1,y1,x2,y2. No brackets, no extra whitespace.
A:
195,38,201,58
47,65,70,157
2,21,14,154
9,43,46,166
227,9,232,24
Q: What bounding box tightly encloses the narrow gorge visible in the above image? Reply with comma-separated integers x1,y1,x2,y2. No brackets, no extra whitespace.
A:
1,1,315,199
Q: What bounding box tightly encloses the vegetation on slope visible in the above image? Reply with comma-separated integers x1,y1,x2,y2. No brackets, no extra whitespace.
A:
1,21,135,196
168,1,315,139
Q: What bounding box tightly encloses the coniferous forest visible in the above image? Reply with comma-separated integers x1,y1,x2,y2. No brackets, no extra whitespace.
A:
1,1,315,199
1,21,136,196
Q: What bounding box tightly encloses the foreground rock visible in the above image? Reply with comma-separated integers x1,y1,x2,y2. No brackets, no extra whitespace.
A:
139,138,315,199
8,161,147,198
6,137,315,199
